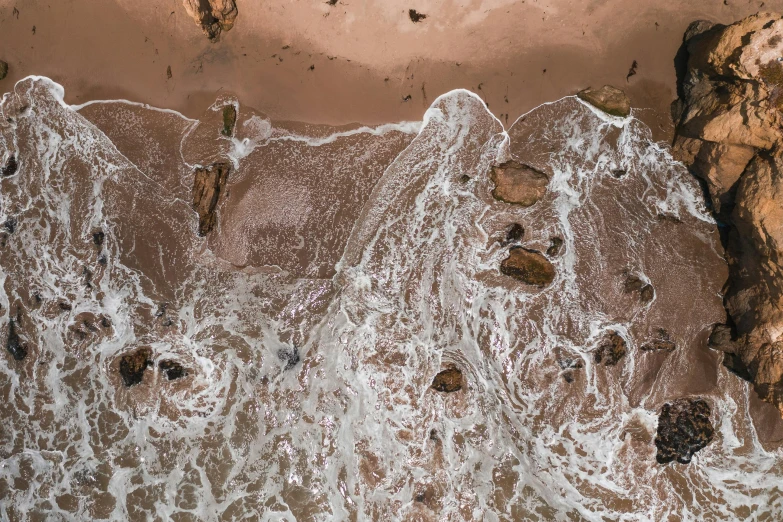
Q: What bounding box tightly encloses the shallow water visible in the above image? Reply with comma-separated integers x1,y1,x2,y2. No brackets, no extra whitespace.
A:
0,77,781,521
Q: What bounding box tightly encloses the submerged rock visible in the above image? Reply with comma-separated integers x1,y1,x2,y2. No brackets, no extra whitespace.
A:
92,229,105,247
192,162,230,236
673,12,783,417
182,0,237,41
6,319,27,360
277,346,300,370
159,360,187,380
118,347,153,387
0,61,7,80
222,104,237,137
624,274,654,303
500,247,556,287
577,85,631,117
546,237,563,257
593,332,627,366
432,367,462,392
641,329,677,353
655,398,714,464
489,160,549,207
500,223,525,246
2,155,17,177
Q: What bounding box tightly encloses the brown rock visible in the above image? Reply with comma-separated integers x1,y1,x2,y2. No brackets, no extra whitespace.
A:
623,274,654,303
118,347,152,387
673,12,783,417
192,162,230,236
431,367,462,392
500,247,555,287
641,329,676,353
546,237,563,257
577,85,631,117
489,160,549,207
655,398,714,464
221,104,237,137
0,61,8,81
594,331,627,366
159,360,187,381
181,0,238,42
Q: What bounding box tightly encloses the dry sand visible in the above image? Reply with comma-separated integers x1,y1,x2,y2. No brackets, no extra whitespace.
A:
0,0,779,133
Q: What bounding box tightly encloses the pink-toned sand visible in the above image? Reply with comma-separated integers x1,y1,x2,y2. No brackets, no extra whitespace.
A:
0,0,778,132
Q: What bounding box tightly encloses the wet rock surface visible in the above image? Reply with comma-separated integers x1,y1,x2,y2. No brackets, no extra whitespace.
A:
500,247,555,287
182,0,238,41
118,347,153,387
655,398,715,464
489,160,549,207
593,332,627,366
0,60,7,80
222,104,237,137
159,360,187,381
192,162,230,236
673,12,783,417
576,85,631,117
546,237,563,257
640,329,676,353
6,319,27,360
500,223,525,246
431,367,462,393
624,274,654,303
3,155,17,177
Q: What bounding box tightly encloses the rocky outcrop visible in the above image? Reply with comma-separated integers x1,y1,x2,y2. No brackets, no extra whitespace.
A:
222,104,237,137
192,162,230,236
431,367,463,392
118,347,152,387
182,0,238,42
577,86,631,117
654,398,714,464
500,247,556,287
593,331,627,366
672,13,783,417
489,161,549,207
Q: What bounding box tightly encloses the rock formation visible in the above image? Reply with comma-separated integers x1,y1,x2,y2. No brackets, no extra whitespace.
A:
673,12,783,417
431,367,463,393
181,0,238,42
593,331,627,366
222,104,237,137
654,398,714,464
6,319,27,361
500,247,556,287
489,161,549,207
159,360,187,380
577,85,631,117
0,61,7,81
118,347,152,387
192,162,230,236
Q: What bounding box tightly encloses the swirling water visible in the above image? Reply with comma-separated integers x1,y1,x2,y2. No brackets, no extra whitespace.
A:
0,77,781,521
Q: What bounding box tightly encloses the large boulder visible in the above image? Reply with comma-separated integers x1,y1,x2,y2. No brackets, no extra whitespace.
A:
576,86,631,117
672,13,783,417
500,247,556,287
489,160,549,207
192,162,230,236
654,398,714,464
181,0,238,42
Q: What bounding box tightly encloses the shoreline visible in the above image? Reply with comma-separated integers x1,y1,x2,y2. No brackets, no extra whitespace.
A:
0,0,778,135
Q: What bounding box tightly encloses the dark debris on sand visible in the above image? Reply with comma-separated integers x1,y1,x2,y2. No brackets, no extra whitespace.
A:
655,398,714,464
409,9,427,23
277,346,300,370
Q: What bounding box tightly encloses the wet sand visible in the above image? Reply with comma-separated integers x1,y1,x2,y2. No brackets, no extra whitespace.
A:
0,0,779,133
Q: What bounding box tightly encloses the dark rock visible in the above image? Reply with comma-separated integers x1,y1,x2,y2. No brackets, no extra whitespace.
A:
192,162,231,236
221,104,237,137
0,61,7,80
159,360,187,380
459,174,471,183
655,398,714,464
558,357,583,382
3,217,16,234
577,85,631,117
594,332,627,366
6,319,27,360
118,347,152,387
166,65,172,80
611,168,627,178
500,247,556,287
2,155,17,177
489,160,549,207
707,323,736,353
58,301,72,312
723,351,753,382
409,9,427,22
154,303,168,318
500,223,524,246
277,346,300,370
100,315,112,329
92,229,105,247
182,0,238,42
432,366,462,392
546,237,563,257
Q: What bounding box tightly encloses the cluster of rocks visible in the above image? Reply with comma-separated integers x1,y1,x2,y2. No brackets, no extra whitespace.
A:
672,12,783,417
654,398,715,464
118,346,189,387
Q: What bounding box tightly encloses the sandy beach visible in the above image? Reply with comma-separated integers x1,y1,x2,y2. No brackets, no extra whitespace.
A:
0,0,777,132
